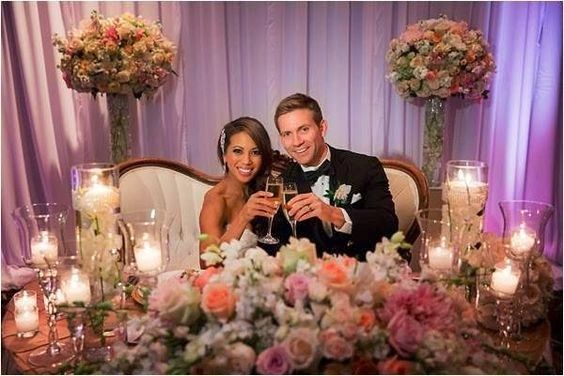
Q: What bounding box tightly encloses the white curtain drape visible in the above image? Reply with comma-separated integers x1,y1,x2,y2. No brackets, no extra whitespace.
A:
2,1,561,266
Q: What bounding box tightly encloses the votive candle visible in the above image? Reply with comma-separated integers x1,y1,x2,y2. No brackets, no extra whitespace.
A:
510,225,536,256
428,245,454,270
134,234,162,273
30,232,58,268
61,268,91,305
15,309,39,337
14,290,37,312
490,260,521,296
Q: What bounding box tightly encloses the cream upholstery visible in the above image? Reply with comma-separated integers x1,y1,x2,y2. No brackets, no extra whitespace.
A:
118,159,220,271
118,157,428,271
381,159,429,244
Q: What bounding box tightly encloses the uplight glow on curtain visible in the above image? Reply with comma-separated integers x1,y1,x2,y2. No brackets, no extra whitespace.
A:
1,1,561,265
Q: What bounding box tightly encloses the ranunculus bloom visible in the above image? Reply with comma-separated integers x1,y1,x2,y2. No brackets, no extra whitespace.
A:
284,273,310,306
356,308,377,332
256,345,293,375
387,311,423,357
282,327,318,369
318,259,352,291
378,356,417,374
201,282,236,321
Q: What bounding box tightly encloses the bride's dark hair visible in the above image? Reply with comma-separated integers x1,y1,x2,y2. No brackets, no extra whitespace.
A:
217,117,273,193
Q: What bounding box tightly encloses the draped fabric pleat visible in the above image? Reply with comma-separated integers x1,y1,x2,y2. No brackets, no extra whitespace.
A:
1,2,561,265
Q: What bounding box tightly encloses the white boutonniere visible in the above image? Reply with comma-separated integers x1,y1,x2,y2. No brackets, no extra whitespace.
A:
324,184,352,206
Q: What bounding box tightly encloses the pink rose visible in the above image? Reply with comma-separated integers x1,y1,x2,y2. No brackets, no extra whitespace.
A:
256,345,293,375
284,273,310,306
387,311,423,357
201,282,236,321
319,330,353,361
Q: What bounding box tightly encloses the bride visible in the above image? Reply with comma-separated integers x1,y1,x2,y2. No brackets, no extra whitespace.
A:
199,117,278,261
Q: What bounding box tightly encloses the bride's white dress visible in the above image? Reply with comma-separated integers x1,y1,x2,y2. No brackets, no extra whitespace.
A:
238,228,258,250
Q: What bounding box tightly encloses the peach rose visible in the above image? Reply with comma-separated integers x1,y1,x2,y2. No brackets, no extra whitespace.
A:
201,282,236,321
318,259,352,291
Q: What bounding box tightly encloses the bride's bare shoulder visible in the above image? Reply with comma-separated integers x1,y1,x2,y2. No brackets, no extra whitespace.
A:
202,181,227,209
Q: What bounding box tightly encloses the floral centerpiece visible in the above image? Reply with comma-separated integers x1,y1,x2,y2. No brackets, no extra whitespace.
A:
52,10,177,162
86,233,512,374
385,15,496,186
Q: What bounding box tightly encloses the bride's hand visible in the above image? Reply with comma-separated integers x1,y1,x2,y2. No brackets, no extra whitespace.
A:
240,191,278,221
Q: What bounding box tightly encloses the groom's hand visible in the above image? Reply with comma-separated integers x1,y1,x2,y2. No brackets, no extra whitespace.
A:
287,193,345,228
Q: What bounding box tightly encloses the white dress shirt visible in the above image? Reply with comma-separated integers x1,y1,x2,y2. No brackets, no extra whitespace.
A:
301,147,353,235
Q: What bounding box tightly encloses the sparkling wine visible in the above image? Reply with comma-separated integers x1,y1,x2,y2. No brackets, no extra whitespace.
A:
283,190,298,220
267,183,283,207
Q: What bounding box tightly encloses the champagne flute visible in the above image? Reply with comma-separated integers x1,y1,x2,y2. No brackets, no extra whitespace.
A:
258,176,283,244
283,182,298,238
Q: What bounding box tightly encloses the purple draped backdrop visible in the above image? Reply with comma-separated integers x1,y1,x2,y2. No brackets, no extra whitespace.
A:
1,1,562,267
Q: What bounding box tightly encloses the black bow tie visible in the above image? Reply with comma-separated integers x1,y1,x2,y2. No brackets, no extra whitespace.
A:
304,160,331,185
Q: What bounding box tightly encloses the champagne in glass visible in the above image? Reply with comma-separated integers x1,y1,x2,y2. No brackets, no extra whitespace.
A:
258,176,283,244
283,182,298,238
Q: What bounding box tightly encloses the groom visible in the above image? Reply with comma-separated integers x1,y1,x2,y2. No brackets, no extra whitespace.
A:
272,93,398,259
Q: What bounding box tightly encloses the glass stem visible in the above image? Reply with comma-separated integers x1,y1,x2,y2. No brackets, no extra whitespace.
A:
291,220,297,238
267,215,274,236
46,271,61,356
495,298,515,349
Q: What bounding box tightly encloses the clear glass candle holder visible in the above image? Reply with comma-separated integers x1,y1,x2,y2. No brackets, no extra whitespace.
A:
14,290,39,338
415,208,459,276
120,209,173,287
71,163,121,302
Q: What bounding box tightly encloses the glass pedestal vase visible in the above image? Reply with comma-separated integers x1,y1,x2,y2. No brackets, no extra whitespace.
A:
107,93,132,164
422,97,446,187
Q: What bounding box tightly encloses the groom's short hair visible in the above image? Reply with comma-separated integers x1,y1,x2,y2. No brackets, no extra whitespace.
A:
274,93,323,131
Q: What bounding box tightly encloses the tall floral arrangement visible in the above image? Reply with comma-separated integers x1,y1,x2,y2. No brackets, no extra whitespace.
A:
386,15,496,186
90,233,510,375
385,15,495,99
53,10,176,99
53,10,177,162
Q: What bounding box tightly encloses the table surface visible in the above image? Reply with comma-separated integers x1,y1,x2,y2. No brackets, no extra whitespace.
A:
1,278,553,374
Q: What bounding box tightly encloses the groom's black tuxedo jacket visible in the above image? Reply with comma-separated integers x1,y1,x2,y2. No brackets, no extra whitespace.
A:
269,145,398,260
